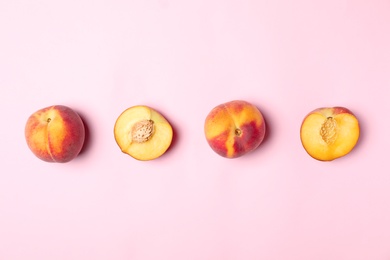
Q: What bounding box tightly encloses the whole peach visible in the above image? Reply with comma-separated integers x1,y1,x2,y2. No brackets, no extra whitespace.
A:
204,100,266,158
25,105,85,163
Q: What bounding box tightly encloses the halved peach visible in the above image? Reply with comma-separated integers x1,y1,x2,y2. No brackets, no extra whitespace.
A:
300,106,360,161
114,105,173,161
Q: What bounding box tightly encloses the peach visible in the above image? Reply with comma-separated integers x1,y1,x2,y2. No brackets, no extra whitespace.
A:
25,105,85,163
300,106,360,161
204,100,266,158
114,105,173,161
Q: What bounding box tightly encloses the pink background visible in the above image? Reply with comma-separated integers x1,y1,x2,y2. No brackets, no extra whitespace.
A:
1,0,390,259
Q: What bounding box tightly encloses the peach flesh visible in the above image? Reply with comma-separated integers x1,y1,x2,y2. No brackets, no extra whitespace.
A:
114,105,173,161
300,106,360,161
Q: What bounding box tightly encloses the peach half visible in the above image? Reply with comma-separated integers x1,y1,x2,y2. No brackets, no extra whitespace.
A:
114,105,173,161
300,106,360,161
204,100,266,158
25,105,85,163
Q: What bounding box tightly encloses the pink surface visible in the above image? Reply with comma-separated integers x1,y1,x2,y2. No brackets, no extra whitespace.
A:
1,0,390,259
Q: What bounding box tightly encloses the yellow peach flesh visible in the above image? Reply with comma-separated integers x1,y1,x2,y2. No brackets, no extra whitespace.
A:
114,106,173,161
300,108,359,161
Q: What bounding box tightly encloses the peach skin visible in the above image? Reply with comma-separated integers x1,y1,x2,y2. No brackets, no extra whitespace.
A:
25,105,85,163
204,100,266,158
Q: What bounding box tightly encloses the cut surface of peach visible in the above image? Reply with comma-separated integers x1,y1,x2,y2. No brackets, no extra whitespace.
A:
300,107,360,161
114,105,173,161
